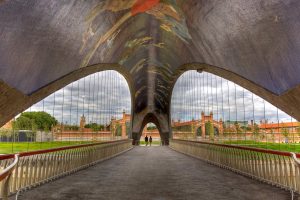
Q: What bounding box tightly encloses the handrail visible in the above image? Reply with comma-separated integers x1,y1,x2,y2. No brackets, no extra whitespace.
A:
0,139,129,161
173,139,300,158
0,139,132,197
0,154,19,182
170,139,300,193
291,152,300,166
0,154,19,200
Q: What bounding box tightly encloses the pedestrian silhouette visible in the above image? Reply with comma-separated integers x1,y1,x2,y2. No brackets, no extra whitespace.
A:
149,136,152,146
145,135,148,146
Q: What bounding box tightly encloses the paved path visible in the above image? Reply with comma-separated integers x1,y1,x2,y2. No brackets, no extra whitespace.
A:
16,146,290,200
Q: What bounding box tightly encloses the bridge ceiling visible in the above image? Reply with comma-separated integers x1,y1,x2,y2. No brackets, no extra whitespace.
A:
1,0,300,127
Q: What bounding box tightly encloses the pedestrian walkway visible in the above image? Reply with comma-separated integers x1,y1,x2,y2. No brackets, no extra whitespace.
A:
15,146,290,200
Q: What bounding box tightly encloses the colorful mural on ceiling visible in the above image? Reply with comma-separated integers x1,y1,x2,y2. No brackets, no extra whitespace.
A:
0,0,7,5
119,36,165,65
80,0,191,68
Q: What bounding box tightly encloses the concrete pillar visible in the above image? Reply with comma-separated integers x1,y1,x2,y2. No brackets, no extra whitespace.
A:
160,132,169,145
132,112,170,145
132,132,139,145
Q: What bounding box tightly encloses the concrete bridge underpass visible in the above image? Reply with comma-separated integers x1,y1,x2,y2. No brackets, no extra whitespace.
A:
1,1,300,199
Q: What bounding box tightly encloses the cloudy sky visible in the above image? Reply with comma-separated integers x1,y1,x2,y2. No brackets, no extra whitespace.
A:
171,71,295,124
27,71,131,125
26,70,295,126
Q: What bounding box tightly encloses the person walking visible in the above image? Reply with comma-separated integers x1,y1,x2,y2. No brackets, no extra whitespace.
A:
145,135,148,146
149,136,153,146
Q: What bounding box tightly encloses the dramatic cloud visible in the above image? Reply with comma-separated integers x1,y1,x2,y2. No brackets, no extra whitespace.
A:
171,71,295,124
27,71,131,125
26,70,295,126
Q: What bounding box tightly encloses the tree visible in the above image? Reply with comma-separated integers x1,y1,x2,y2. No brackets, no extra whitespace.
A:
196,127,202,136
64,124,79,131
147,125,157,130
115,124,122,136
0,128,13,142
85,123,104,131
13,116,34,130
16,112,57,131
205,122,214,140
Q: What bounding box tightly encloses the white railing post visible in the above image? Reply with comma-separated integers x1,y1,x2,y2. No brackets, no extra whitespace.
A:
0,154,19,200
0,140,132,198
169,139,300,194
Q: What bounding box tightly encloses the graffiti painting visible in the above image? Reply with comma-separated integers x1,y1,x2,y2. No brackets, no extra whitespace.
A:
81,0,191,68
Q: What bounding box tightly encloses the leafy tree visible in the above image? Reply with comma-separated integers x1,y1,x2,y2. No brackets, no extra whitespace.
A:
147,125,157,130
84,123,105,131
13,116,34,130
64,124,79,131
196,127,202,136
115,124,122,136
241,125,251,131
0,128,13,141
0,128,9,137
15,112,57,131
205,122,214,140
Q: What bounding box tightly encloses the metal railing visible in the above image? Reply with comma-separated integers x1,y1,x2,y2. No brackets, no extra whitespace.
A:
170,139,300,194
0,154,19,200
0,139,132,199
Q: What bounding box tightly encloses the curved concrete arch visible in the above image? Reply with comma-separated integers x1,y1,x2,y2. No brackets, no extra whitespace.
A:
133,112,169,145
169,63,300,122
1,0,300,146
0,63,135,126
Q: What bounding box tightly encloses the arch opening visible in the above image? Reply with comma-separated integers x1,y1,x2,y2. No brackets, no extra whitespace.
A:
133,112,169,145
0,70,132,154
170,70,300,151
170,63,300,121
140,122,161,146
0,63,135,127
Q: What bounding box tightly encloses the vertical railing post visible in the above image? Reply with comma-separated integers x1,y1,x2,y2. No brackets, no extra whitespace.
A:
169,139,300,193
0,140,132,197
290,153,300,192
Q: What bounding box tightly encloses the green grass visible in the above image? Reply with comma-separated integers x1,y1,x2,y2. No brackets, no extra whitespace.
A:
0,141,93,154
138,141,161,145
0,140,161,154
3,140,299,155
223,140,300,152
